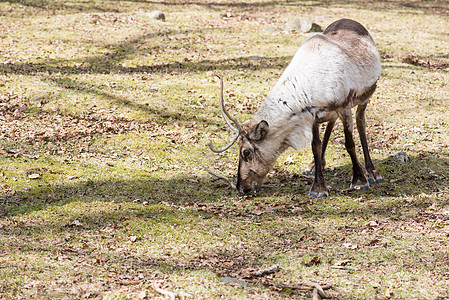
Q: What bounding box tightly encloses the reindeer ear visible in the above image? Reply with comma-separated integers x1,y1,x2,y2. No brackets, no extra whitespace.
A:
249,120,269,141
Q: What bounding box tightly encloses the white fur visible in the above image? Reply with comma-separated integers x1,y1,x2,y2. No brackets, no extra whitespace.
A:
251,32,381,152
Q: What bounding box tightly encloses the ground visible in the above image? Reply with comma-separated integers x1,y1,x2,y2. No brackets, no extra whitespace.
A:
1,0,449,299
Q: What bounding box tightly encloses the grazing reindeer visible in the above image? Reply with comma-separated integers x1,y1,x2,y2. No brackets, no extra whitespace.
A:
209,19,382,197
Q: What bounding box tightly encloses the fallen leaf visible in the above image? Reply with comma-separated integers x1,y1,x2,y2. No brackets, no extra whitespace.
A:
343,243,358,250
333,259,352,266
284,156,295,165
305,256,321,266
242,267,257,278
368,238,381,246
385,288,394,298
64,221,85,230
28,173,41,179
70,220,83,227
138,290,148,299
367,220,378,228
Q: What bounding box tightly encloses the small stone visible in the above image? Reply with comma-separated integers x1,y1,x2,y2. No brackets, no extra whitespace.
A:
284,17,322,33
147,11,165,21
390,151,409,163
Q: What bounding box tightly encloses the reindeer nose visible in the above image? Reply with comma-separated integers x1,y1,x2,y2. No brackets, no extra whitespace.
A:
239,184,259,196
241,188,253,196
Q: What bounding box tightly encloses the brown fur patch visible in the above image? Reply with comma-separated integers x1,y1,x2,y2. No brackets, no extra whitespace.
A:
324,18,370,36
355,83,377,105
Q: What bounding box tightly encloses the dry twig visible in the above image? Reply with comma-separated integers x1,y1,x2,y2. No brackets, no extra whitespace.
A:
151,281,177,300
203,166,236,189
276,281,332,298
254,264,280,277
331,265,360,271
1,197,19,205
329,186,358,194
312,287,320,300
306,281,327,298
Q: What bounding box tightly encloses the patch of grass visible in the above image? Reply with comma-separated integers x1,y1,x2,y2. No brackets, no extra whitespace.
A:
2,0,449,298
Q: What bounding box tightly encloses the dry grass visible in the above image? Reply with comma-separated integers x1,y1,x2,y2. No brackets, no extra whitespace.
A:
1,0,449,299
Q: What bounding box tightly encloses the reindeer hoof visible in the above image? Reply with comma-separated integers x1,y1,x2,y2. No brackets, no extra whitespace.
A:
304,169,315,176
360,184,369,191
308,190,329,198
350,182,369,191
367,173,383,184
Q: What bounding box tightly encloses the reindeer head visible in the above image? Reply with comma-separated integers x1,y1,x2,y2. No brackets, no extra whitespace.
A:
209,77,277,196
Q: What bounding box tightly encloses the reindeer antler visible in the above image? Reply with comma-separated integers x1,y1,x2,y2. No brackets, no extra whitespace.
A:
208,75,245,153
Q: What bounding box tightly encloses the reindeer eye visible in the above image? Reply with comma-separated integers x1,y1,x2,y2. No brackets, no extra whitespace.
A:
242,149,251,161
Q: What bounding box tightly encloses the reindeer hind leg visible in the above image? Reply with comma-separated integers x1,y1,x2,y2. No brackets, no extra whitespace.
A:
340,105,369,190
354,84,382,184
356,102,382,184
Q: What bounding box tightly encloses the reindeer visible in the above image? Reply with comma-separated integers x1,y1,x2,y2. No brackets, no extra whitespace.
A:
209,19,382,197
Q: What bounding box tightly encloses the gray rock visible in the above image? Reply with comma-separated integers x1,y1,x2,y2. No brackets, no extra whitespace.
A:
220,276,247,287
147,10,165,21
283,17,322,33
390,151,409,163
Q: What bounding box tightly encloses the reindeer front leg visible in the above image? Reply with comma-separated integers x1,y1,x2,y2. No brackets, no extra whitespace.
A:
305,118,336,175
309,121,329,198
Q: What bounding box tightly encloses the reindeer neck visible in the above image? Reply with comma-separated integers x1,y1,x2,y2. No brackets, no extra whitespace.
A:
251,76,315,152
